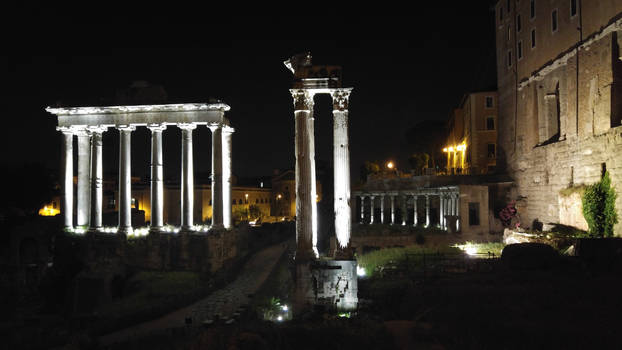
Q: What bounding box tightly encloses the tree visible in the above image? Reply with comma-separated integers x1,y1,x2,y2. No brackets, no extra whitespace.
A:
359,161,381,182
408,153,430,175
582,171,618,237
248,204,263,220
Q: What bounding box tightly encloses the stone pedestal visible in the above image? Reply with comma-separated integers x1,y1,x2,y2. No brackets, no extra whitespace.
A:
294,259,358,314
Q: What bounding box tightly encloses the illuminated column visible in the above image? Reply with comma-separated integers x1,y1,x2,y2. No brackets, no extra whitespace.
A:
390,195,395,225
401,195,407,226
379,195,385,224
222,126,234,229
149,124,166,231
425,195,430,227
118,125,135,233
440,194,445,230
291,89,317,259
88,127,106,231
412,195,418,226
58,127,73,229
209,124,223,229
455,192,460,231
359,196,364,223
369,195,375,224
332,88,352,248
76,129,91,228
179,123,196,231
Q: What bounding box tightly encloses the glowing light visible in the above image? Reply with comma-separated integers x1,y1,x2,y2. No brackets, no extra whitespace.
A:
443,148,448,152
277,316,283,321
465,246,478,256
282,305,288,311
386,161,394,169
39,205,60,217
448,147,454,152
357,265,366,277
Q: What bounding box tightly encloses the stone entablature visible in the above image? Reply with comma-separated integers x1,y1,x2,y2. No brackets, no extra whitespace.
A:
47,103,234,235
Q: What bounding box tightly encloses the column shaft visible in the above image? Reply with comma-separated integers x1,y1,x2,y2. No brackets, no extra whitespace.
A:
149,126,165,230
222,126,234,229
401,195,407,225
76,131,91,227
180,124,196,230
413,195,418,226
440,194,445,230
118,126,134,233
390,195,395,225
370,196,375,224
210,125,223,228
59,129,73,228
379,195,385,224
332,96,351,248
425,195,430,227
359,196,364,223
455,193,460,231
89,128,105,230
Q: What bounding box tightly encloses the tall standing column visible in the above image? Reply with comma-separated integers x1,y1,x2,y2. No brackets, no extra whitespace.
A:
76,129,91,228
331,88,353,248
209,124,223,229
222,126,234,229
401,195,407,226
370,196,375,224
425,195,430,227
455,193,460,231
89,127,106,231
58,127,73,229
440,194,445,230
149,125,166,231
412,195,418,226
291,89,317,260
379,195,385,224
118,126,135,233
179,124,196,231
390,195,395,225
359,196,364,224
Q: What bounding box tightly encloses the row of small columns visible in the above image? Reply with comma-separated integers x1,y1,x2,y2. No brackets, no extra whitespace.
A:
57,123,233,233
357,193,460,230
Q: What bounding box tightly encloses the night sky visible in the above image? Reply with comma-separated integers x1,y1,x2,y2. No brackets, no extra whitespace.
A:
3,6,498,184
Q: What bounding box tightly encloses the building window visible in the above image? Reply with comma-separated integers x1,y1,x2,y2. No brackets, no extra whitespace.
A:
487,144,496,158
507,50,512,68
516,14,521,32
233,199,236,204
487,116,495,130
108,198,116,209
499,6,503,22
131,198,136,208
469,202,480,226
570,0,577,17
255,199,259,204
531,29,536,48
517,40,523,59
209,199,212,206
551,9,558,32
530,0,535,19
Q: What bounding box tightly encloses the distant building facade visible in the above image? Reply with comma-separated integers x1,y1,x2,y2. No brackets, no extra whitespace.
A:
495,0,622,232
270,169,322,218
446,91,499,175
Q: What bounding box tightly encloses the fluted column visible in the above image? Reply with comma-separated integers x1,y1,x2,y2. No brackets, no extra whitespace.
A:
179,123,196,231
222,126,234,229
455,193,460,231
440,194,445,230
291,89,317,260
370,195,375,224
379,195,385,224
88,127,106,231
118,125,135,233
149,124,166,231
412,195,418,226
209,124,223,229
58,127,73,229
331,88,352,248
390,195,395,225
359,196,364,224
76,129,91,228
401,195,407,226
425,195,430,227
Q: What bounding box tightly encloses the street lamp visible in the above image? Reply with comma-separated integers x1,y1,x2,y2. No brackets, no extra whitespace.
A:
386,161,394,169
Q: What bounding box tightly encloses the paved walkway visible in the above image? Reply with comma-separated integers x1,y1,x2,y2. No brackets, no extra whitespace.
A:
99,242,288,346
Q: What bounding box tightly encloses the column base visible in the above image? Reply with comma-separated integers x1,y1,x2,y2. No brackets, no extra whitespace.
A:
117,227,132,235
211,223,225,230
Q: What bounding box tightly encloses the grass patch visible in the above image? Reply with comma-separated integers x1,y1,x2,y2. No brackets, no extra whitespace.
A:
356,245,462,277
452,241,505,257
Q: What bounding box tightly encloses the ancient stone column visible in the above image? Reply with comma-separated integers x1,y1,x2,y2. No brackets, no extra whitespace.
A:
179,123,196,231
390,195,395,225
222,126,234,229
58,127,73,229
148,124,166,232
209,124,223,229
425,195,430,227
455,193,460,231
412,195,418,226
360,196,364,224
88,127,106,231
370,195,375,224
401,195,407,226
379,195,385,224
76,129,91,228
440,194,445,230
331,88,352,248
291,89,317,259
118,125,135,233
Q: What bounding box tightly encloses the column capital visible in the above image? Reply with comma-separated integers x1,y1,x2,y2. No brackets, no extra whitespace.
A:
330,88,353,111
290,89,315,111
222,125,235,134
72,127,90,137
87,126,108,134
56,126,74,134
147,124,167,132
117,125,136,132
207,123,222,132
177,123,197,130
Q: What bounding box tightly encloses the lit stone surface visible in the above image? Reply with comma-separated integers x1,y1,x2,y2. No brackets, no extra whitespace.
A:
118,126,135,233
332,88,352,248
58,127,73,229
209,124,223,229
89,127,106,230
179,124,196,230
148,125,166,231
76,129,91,227
222,126,234,229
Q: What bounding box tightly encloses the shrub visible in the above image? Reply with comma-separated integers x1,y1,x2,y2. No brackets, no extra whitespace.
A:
499,201,518,227
582,171,618,237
